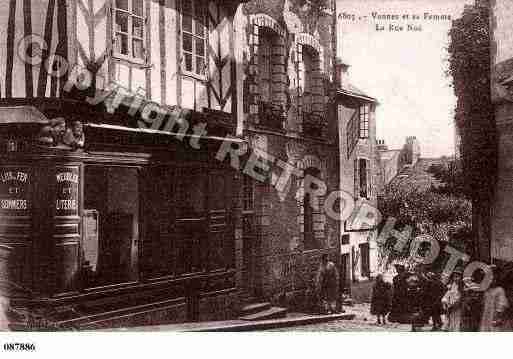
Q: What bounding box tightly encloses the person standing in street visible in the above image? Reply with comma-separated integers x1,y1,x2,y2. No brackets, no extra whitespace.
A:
389,264,408,323
315,254,339,314
407,268,427,332
480,267,510,331
370,274,392,325
425,272,446,331
442,270,464,331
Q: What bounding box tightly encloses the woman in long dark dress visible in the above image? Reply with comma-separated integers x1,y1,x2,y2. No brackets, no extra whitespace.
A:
389,264,408,323
371,274,392,324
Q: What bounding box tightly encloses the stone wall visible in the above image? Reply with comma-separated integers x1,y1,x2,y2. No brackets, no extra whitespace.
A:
249,133,340,309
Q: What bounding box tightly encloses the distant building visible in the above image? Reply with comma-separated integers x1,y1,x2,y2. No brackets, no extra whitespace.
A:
334,58,380,301
376,137,422,191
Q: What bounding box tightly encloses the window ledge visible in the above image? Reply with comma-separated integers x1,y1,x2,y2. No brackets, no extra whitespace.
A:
112,54,151,68
181,71,208,82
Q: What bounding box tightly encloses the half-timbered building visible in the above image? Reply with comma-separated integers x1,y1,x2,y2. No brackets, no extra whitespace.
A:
0,0,343,329
0,0,250,329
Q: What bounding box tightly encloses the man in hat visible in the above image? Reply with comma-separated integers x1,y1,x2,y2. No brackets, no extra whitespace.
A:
389,264,408,323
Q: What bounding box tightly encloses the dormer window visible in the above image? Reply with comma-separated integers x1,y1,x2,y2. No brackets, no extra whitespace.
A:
113,0,146,61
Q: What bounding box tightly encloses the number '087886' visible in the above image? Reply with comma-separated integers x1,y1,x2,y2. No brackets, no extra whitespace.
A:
3,343,36,351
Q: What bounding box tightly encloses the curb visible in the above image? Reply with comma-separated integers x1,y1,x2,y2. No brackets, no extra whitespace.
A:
189,313,356,332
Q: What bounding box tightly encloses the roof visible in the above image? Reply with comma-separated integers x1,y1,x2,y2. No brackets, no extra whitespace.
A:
379,149,401,161
336,82,378,104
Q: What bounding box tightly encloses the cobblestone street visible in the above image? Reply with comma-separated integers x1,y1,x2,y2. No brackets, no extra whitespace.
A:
265,304,412,332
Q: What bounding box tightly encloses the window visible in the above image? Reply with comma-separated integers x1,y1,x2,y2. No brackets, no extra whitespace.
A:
346,108,359,158
181,0,207,77
359,158,368,198
258,28,273,103
114,0,146,60
354,158,371,199
83,166,139,288
359,104,370,138
302,46,316,114
359,243,370,278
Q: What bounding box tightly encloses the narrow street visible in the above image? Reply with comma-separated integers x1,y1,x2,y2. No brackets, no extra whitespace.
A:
265,304,411,332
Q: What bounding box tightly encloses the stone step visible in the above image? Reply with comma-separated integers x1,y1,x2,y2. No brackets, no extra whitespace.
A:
239,306,288,321
240,302,272,316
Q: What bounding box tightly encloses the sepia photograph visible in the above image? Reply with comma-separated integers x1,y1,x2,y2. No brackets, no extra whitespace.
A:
0,0,511,355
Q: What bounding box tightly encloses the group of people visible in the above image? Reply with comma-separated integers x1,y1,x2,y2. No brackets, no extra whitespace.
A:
370,264,512,331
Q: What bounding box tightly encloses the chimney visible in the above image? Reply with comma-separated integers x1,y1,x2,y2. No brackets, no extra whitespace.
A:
376,139,388,151
334,57,350,89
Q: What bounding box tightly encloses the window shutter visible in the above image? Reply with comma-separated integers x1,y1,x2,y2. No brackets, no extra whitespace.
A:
354,158,359,198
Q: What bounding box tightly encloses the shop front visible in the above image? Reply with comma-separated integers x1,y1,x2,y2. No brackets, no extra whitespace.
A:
0,104,243,329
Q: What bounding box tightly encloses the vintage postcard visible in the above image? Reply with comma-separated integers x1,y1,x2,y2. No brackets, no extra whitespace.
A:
0,0,510,353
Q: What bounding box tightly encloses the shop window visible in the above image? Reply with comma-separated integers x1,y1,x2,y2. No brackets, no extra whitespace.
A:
181,0,207,77
83,166,139,288
113,0,146,61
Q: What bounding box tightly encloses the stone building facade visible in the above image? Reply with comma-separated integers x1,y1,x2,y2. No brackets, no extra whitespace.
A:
235,0,342,308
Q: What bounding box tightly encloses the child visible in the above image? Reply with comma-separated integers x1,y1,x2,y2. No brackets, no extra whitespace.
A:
371,274,392,324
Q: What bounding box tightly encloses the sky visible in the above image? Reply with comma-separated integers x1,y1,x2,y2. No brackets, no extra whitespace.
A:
337,0,473,158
